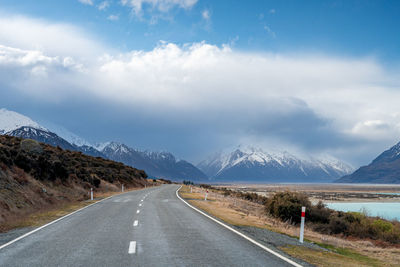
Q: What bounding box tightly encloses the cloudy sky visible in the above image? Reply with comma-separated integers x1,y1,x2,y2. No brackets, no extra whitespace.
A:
0,0,400,167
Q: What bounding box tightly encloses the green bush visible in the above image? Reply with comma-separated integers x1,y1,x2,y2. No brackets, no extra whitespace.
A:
372,219,393,233
265,191,310,224
263,190,400,244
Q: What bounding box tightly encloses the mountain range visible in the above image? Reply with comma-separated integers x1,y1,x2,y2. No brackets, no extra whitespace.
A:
336,141,400,184
0,108,206,181
1,108,359,183
198,146,354,183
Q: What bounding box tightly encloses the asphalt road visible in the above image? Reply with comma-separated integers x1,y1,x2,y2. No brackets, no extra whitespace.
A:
0,185,300,266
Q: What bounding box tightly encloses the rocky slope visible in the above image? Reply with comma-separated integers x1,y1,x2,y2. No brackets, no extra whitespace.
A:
337,141,400,183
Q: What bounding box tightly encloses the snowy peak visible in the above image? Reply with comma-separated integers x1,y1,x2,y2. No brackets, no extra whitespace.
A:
99,141,132,155
145,151,176,163
198,146,354,182
0,108,47,134
7,126,76,151
0,108,90,147
98,142,207,180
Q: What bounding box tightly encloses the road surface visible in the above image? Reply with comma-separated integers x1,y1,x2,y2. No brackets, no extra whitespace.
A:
0,185,301,266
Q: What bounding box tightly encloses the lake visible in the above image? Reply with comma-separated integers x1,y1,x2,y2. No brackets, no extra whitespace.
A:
326,202,400,221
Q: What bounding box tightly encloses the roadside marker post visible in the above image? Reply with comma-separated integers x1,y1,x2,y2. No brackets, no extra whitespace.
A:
122,184,124,192
90,188,93,201
190,186,192,193
299,206,306,243
205,190,208,201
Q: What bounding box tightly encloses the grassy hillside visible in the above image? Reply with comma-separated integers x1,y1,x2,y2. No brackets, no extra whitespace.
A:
0,135,148,230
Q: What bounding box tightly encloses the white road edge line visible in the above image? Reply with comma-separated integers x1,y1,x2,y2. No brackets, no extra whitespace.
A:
139,203,142,207
128,241,137,254
0,189,139,251
175,186,302,267
133,220,139,227
137,210,140,214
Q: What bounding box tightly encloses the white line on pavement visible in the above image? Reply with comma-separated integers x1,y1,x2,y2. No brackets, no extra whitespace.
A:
136,210,140,214
128,241,137,254
133,220,139,227
175,186,303,267
0,187,148,251
139,203,142,207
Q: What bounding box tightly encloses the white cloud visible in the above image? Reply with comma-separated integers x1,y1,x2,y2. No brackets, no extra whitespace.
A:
107,14,119,21
121,0,197,16
269,9,275,14
78,0,94,5
202,9,210,20
98,1,110,10
0,15,107,60
1,15,400,163
89,43,400,158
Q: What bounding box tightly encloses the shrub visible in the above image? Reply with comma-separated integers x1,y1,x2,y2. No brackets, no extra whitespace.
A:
93,177,101,188
328,213,350,235
308,201,332,224
373,219,393,233
265,191,311,224
53,161,69,181
14,154,32,172
199,184,212,189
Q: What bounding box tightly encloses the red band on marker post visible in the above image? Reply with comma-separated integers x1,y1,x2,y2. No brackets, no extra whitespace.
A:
301,211,305,217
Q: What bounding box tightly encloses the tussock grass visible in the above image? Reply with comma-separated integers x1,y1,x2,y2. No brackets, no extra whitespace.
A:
281,245,386,267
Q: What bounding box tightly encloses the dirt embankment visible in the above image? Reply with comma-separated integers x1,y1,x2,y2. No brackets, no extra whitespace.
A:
0,135,148,231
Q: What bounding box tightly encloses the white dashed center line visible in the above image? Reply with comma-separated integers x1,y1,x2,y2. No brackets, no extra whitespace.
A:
133,220,138,227
128,241,136,254
139,203,142,207
136,210,140,214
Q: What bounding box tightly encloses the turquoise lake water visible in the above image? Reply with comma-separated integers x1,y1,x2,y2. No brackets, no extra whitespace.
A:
326,202,400,221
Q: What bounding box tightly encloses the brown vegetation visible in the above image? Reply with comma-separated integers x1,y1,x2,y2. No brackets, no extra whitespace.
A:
215,186,400,245
180,186,400,266
0,135,148,231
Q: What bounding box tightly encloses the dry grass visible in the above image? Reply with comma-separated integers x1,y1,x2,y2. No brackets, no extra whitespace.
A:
281,245,384,267
180,186,400,266
0,187,141,232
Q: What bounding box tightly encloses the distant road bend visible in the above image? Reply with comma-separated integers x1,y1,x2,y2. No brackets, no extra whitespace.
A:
0,185,302,266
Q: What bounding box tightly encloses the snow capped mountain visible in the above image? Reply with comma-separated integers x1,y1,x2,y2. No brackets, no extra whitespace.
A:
0,108,206,180
0,108,47,134
0,108,91,147
1,108,354,183
198,146,354,182
98,142,207,181
7,126,76,150
94,142,111,152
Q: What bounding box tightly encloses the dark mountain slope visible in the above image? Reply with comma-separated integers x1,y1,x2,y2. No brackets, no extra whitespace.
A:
99,142,207,181
7,126,76,151
337,141,400,184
